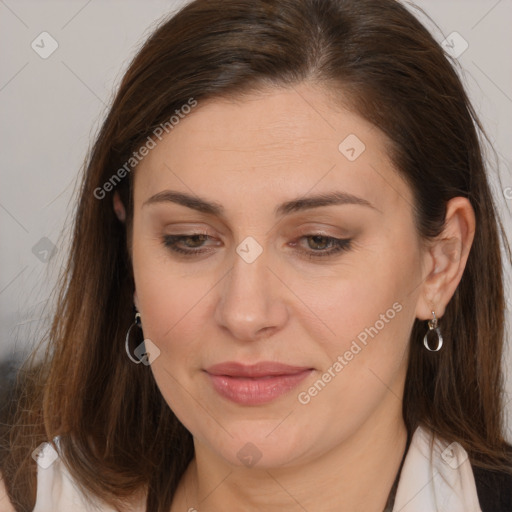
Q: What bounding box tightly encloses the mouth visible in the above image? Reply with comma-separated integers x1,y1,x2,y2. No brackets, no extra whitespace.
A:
204,361,314,405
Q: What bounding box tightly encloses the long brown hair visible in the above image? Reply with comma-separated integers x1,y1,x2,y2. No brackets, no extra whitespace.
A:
2,0,511,510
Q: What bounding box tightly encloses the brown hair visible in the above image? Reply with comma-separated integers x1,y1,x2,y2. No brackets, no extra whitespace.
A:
2,0,511,510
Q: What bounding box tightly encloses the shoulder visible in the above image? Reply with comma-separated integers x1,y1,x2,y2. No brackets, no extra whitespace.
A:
408,425,511,512
472,463,512,512
0,474,16,512
31,439,145,512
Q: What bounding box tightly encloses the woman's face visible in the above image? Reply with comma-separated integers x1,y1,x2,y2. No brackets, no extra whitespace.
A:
131,83,428,468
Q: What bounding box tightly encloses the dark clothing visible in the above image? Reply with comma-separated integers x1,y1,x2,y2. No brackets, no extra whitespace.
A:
384,431,512,512
473,464,512,512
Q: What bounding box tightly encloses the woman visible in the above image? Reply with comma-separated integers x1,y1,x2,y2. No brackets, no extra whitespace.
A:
1,0,511,510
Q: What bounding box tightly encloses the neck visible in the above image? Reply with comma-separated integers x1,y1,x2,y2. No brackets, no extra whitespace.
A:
175,395,409,512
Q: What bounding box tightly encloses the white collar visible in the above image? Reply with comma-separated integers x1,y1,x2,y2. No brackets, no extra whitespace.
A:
34,425,482,511
392,425,481,511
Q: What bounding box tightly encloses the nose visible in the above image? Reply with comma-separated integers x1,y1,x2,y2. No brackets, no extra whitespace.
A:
214,244,289,342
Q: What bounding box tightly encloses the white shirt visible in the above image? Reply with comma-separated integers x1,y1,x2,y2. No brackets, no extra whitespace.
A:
32,425,482,511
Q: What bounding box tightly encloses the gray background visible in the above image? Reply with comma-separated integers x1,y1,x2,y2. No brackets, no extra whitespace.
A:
1,0,511,439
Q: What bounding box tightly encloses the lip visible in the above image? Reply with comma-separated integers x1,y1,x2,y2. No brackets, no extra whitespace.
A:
204,361,313,405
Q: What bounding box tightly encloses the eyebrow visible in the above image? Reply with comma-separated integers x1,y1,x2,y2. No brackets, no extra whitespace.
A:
142,189,378,216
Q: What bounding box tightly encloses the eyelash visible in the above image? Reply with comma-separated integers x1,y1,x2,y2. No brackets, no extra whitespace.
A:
162,233,352,260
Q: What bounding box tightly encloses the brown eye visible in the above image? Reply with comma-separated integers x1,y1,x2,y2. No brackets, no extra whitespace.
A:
306,235,331,250
293,234,352,259
162,234,217,255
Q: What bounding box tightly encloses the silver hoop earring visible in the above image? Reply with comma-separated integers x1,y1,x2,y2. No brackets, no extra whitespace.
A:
125,310,144,363
423,310,443,352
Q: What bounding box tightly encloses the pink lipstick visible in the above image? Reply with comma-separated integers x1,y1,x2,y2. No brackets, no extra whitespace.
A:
205,361,313,405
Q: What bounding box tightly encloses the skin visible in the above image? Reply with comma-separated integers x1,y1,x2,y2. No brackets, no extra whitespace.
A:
0,477,15,512
114,82,475,511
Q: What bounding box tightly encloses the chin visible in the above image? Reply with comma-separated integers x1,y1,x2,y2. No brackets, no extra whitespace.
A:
201,424,314,470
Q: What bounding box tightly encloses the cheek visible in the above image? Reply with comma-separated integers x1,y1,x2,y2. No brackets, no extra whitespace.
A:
134,270,211,352
291,233,420,393
131,234,208,356
133,264,213,424
299,243,415,339
290,271,414,441
294,277,410,376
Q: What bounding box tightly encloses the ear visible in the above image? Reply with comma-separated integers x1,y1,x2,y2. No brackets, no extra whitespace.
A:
133,290,139,310
113,190,126,223
415,197,476,320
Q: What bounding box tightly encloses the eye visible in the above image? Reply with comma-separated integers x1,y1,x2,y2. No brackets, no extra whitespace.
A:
161,233,352,259
292,234,352,259
162,233,216,255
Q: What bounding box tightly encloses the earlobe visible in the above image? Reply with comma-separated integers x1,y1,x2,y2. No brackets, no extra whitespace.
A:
113,191,126,223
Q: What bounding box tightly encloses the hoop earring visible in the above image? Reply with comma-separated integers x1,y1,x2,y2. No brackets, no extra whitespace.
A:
125,310,144,363
423,310,443,352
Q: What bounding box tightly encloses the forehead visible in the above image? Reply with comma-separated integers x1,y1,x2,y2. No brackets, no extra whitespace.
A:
133,83,412,215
